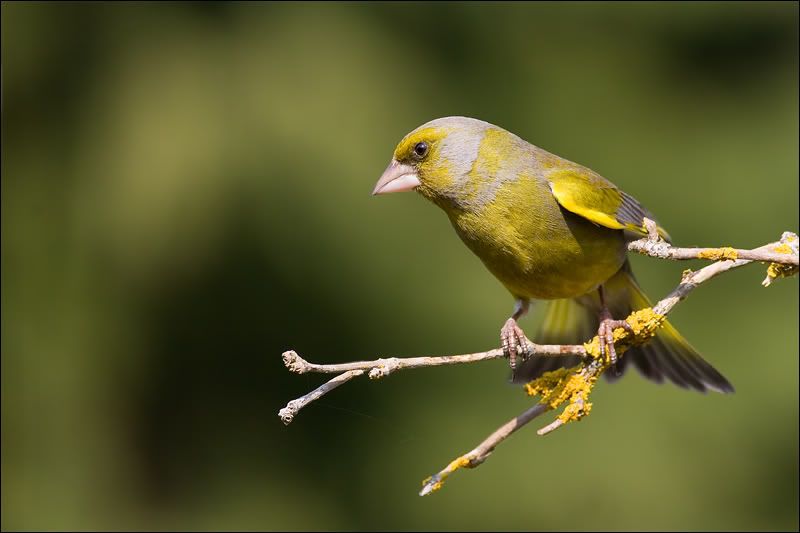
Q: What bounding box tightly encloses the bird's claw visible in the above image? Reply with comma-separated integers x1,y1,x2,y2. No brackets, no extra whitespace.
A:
597,317,633,372
501,318,529,370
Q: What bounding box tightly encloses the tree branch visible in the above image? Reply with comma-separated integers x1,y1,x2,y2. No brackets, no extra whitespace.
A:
278,226,798,495
629,219,799,266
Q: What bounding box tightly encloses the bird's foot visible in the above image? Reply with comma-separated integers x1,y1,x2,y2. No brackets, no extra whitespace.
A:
597,316,633,371
501,318,530,370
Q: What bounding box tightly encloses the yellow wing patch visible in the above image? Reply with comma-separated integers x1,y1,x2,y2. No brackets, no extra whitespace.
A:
549,169,626,229
548,168,670,240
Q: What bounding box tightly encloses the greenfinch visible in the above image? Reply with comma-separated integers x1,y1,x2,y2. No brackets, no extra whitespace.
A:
373,116,733,393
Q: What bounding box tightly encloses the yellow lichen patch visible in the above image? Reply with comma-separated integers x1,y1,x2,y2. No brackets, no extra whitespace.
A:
524,307,668,432
583,330,631,362
421,476,443,494
764,232,799,286
697,247,739,261
456,455,473,469
419,455,472,495
525,367,574,404
763,262,799,287
625,307,665,338
526,366,594,410
773,243,793,255
579,308,664,363
557,393,591,424
582,337,601,359
525,365,596,427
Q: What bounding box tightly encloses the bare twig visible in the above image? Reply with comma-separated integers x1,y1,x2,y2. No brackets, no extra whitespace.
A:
278,227,798,495
281,343,584,382
278,369,365,425
282,348,504,378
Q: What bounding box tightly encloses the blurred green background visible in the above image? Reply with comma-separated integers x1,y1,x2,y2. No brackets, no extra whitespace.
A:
2,1,798,530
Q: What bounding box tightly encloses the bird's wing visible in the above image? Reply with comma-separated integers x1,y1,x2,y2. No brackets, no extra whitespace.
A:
547,168,670,241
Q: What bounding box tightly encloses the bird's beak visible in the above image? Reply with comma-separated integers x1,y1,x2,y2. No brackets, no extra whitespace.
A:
372,160,420,195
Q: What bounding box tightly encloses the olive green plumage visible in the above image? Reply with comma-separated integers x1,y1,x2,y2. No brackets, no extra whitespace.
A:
378,116,732,393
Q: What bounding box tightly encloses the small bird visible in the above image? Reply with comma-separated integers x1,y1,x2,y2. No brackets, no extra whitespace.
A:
372,116,733,393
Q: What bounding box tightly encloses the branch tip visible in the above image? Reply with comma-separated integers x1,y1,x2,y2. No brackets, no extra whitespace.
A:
278,405,296,426
282,350,309,374
537,418,564,436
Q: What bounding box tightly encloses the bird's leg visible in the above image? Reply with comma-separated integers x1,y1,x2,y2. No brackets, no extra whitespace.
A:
596,285,633,372
501,299,530,370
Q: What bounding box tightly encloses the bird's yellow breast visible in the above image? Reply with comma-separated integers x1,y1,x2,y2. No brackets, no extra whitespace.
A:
446,174,626,300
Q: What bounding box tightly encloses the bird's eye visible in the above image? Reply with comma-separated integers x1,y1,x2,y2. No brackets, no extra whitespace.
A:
413,142,429,159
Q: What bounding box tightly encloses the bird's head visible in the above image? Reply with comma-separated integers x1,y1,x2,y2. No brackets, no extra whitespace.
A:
372,116,499,210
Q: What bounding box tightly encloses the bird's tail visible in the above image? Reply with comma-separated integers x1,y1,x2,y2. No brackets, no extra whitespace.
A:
511,261,734,393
